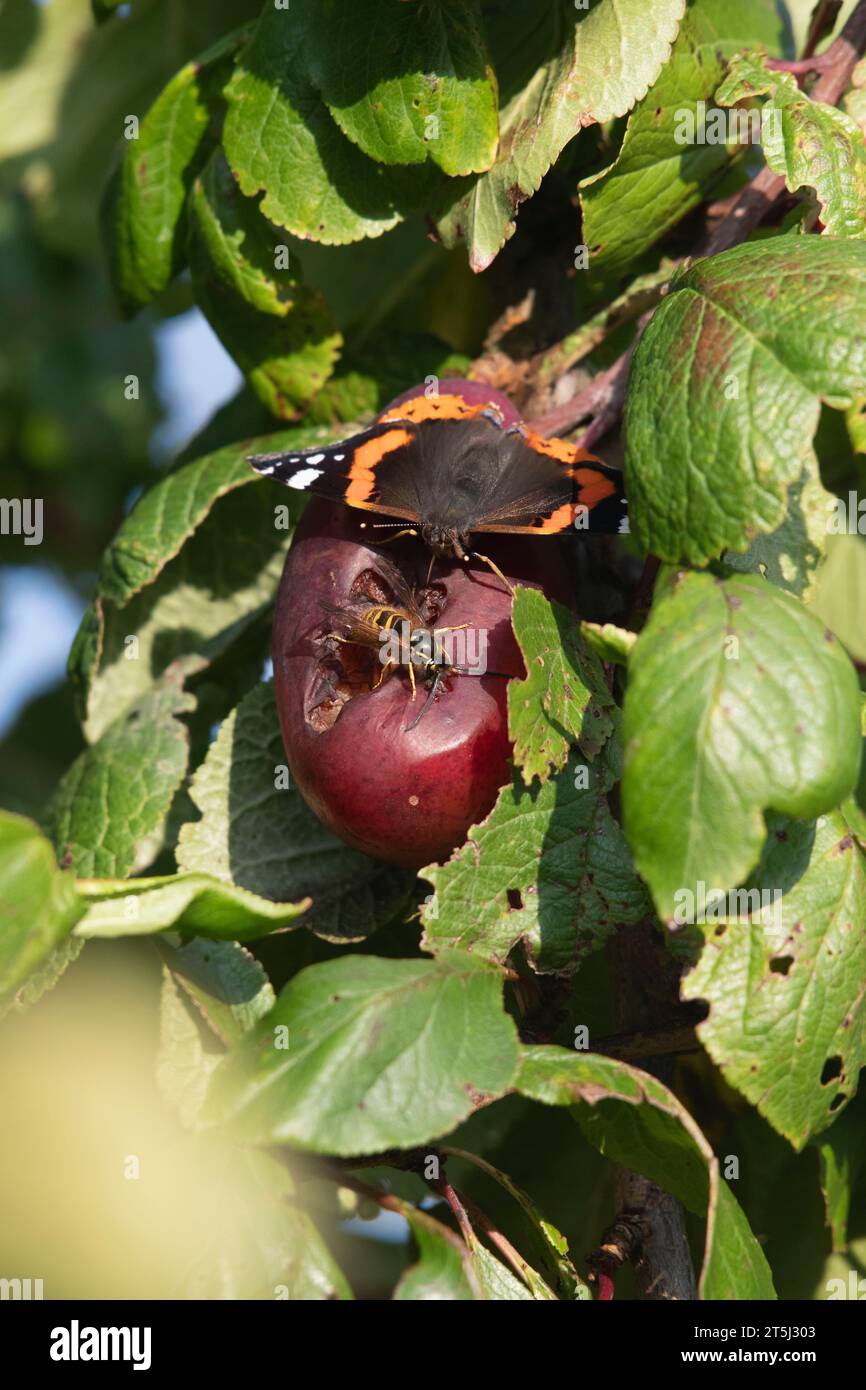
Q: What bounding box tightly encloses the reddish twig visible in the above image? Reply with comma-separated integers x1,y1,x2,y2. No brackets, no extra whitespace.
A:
802,0,843,59
587,1209,646,1300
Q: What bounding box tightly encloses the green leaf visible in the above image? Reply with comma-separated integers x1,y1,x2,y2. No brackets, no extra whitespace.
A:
76,872,309,941
101,26,251,316
203,951,520,1155
158,936,276,1047
682,808,866,1149
0,0,265,257
435,0,686,271
463,1234,549,1300
578,620,637,666
176,683,414,941
157,965,225,1128
176,1142,353,1299
814,1093,866,1251
422,748,648,973
188,151,342,419
301,0,498,176
0,811,83,1007
68,427,330,739
0,938,85,1023
222,5,429,246
442,1145,586,1299
580,0,785,280
809,533,866,662
394,1211,475,1300
625,237,866,565
622,571,861,922
717,52,866,240
46,672,195,879
508,588,616,783
156,936,275,1126
516,1044,776,1299
724,463,834,600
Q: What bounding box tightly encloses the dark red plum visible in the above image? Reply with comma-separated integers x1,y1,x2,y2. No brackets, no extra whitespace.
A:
271,381,574,869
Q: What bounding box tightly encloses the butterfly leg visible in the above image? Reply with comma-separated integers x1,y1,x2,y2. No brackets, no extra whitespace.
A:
467,551,516,596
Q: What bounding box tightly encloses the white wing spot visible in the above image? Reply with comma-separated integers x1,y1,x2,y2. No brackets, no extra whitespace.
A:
334,454,345,462
305,453,326,465
288,467,324,490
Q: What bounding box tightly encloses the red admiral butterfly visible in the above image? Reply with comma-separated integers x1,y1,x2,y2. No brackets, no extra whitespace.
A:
248,390,626,561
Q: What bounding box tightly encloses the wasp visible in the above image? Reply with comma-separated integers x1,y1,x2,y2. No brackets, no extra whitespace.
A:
320,558,494,731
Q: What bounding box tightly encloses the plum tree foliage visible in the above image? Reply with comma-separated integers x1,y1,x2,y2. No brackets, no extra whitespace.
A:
2,0,866,1301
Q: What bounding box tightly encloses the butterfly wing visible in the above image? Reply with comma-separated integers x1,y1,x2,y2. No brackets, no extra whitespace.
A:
471,426,627,536
248,421,423,521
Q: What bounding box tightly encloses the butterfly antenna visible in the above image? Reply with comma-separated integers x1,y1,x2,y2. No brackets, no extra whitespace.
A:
358,521,420,546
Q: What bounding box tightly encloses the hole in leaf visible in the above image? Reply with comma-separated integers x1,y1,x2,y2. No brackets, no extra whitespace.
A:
507,889,523,910
769,955,794,975
821,1055,843,1086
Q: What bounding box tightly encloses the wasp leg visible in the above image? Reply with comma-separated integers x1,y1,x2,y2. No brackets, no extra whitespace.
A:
373,660,395,690
408,660,417,702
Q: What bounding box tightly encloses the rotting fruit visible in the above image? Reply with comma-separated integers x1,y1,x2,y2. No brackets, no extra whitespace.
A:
272,382,575,869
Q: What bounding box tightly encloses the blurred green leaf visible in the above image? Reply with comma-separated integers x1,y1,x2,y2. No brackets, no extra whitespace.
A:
156,935,275,1126
0,810,83,1007
188,151,342,418
814,1091,866,1251
78,871,308,940
394,1211,475,1300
